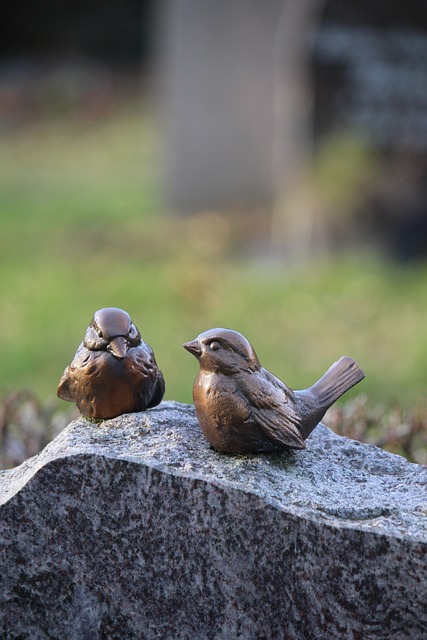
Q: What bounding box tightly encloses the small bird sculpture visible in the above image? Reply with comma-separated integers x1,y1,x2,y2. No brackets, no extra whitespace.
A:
57,307,165,419
183,328,364,454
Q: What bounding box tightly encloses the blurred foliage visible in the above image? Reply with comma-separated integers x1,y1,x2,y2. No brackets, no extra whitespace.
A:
0,390,77,469
311,133,379,217
0,103,426,465
0,390,425,470
327,395,427,465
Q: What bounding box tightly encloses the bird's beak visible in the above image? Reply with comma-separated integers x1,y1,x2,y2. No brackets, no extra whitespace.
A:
183,339,202,358
107,336,128,359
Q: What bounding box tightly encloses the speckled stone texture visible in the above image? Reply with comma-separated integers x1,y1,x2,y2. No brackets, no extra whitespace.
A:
0,402,426,640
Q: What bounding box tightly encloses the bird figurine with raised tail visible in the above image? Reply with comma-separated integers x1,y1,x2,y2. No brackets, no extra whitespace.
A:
183,328,364,454
57,307,165,419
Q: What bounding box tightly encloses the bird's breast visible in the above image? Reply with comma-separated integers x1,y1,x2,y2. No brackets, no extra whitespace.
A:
192,371,254,451
196,371,213,394
193,371,223,407
67,347,157,418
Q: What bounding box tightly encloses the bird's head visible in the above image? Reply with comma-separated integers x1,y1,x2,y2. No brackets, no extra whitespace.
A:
83,307,141,359
183,328,260,374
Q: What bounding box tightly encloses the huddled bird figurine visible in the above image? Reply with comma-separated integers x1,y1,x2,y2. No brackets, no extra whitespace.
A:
183,328,365,454
57,307,165,419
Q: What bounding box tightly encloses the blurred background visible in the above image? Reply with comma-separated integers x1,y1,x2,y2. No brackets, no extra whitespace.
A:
1,0,427,467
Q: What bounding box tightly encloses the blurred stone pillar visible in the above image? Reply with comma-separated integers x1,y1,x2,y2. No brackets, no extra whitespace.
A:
159,0,284,212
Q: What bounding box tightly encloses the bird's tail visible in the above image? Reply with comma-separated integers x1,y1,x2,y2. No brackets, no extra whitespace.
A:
310,356,365,409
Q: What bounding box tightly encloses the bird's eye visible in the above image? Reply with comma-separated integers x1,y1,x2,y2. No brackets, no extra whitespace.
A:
98,331,103,339
128,323,141,344
209,341,220,351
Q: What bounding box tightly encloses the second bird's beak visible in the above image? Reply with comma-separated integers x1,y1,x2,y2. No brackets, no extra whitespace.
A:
107,336,128,359
183,339,202,358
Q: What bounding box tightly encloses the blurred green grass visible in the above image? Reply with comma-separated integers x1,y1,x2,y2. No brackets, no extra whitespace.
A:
1,105,427,410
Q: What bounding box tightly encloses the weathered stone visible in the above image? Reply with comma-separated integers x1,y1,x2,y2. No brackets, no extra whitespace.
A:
0,401,426,639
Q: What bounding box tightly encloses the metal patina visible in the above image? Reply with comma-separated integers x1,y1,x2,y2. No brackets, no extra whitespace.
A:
184,328,364,454
57,307,165,419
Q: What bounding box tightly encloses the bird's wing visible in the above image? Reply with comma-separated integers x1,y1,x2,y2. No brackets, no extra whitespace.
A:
57,343,88,401
146,369,166,408
57,366,73,401
133,342,159,376
131,343,165,407
239,369,305,449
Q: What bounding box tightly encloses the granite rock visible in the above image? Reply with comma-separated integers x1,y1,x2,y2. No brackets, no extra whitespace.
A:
0,401,426,640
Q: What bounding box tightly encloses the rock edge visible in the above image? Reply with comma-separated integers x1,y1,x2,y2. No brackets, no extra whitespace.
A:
0,401,426,640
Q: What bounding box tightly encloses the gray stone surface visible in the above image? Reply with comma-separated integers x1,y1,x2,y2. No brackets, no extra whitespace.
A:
0,401,426,639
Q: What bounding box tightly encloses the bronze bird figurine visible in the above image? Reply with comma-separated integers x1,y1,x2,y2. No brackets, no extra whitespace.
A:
183,328,364,454
57,307,165,419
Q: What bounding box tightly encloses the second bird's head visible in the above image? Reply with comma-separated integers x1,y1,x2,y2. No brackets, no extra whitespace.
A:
83,307,141,359
183,328,260,374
